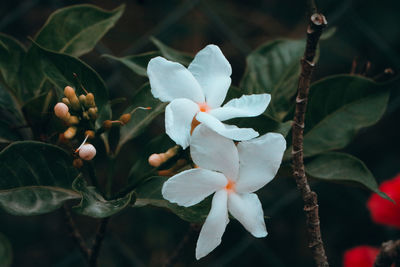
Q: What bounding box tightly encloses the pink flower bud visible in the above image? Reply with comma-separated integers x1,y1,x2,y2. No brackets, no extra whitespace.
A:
79,144,96,161
54,102,69,119
148,153,163,167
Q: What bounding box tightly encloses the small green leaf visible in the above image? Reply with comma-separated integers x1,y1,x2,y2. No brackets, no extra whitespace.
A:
35,4,125,57
240,39,305,120
306,152,390,200
102,51,160,77
72,176,133,218
32,42,108,110
134,176,210,223
150,37,193,66
0,141,80,215
0,232,12,267
302,75,389,158
116,83,167,154
0,33,26,97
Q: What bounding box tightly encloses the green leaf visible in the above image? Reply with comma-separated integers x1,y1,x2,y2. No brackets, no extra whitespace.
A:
0,33,26,97
301,75,389,158
102,51,160,77
240,39,305,120
116,83,167,154
306,152,390,200
35,4,124,57
0,233,12,267
0,141,80,215
72,176,133,218
21,4,124,99
32,42,108,110
150,37,193,66
134,176,210,223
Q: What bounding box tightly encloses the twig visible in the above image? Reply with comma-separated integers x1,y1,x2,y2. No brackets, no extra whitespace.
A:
291,11,329,267
88,218,110,267
163,224,200,267
374,240,400,267
63,205,90,261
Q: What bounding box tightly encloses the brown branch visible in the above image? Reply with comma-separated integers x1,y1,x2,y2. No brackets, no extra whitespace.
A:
374,240,400,267
291,12,329,267
88,218,110,267
63,205,90,261
163,224,200,267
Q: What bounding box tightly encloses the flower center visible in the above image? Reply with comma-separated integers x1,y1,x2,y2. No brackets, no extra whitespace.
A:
198,102,210,113
224,180,236,193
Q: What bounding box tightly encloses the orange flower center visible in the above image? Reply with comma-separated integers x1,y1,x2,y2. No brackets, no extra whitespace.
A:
224,180,236,193
198,102,210,113
190,103,211,134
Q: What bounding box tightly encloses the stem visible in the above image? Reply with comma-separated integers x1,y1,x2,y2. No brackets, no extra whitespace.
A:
291,11,328,267
374,240,400,267
88,218,110,267
105,156,116,199
86,161,100,189
63,205,90,261
163,224,199,267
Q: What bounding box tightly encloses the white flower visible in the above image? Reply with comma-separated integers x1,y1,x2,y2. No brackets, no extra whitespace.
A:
147,44,271,149
161,124,286,259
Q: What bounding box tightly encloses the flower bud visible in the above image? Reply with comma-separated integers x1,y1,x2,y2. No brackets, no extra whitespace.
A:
88,107,97,119
64,86,75,98
64,126,77,139
54,102,69,119
148,153,165,167
68,115,79,125
58,133,68,144
119,113,131,125
79,94,86,105
70,95,81,111
62,97,71,106
85,130,95,139
79,144,96,160
85,93,95,107
103,120,113,130
73,158,83,168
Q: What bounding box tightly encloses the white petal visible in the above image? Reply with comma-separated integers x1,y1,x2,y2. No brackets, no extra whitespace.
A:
165,99,199,149
162,169,227,207
235,133,286,193
228,192,267,238
188,45,232,108
195,112,259,141
191,124,239,180
210,94,271,121
196,190,229,260
147,57,205,103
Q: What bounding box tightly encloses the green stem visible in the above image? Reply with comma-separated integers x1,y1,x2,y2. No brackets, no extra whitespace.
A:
105,155,115,199
86,161,99,189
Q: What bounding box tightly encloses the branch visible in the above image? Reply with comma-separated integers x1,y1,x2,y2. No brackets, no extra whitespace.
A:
63,206,90,261
291,12,329,267
374,240,400,267
88,218,110,267
163,224,200,267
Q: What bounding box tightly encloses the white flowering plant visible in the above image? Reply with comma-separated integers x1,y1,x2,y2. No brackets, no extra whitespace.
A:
0,3,397,267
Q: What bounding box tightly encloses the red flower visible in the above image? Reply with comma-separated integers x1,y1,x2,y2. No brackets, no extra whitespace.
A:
367,174,400,229
343,246,379,267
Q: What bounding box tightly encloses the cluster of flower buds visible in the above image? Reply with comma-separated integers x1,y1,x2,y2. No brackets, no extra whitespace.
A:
54,85,98,165
102,106,151,130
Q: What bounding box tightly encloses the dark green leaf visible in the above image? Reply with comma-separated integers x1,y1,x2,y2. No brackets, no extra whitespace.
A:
0,141,80,215
72,176,133,218
0,33,26,96
102,51,160,77
35,4,124,57
33,42,108,110
301,75,389,158
240,39,305,120
116,83,166,154
306,152,390,200
134,176,210,223
150,37,193,66
0,232,12,267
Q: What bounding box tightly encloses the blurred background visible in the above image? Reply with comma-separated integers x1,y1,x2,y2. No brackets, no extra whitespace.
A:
0,0,400,266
